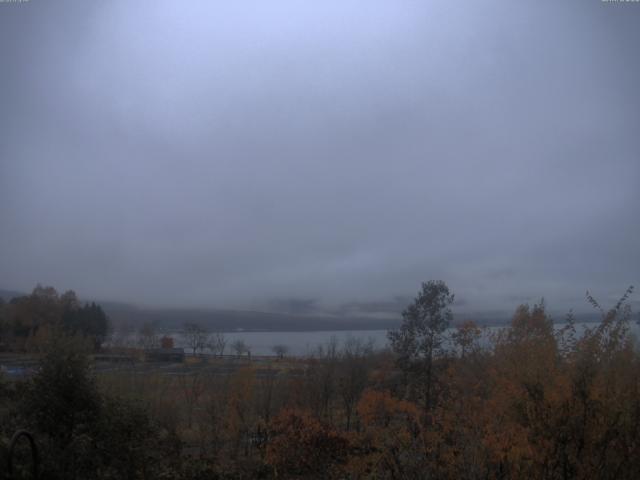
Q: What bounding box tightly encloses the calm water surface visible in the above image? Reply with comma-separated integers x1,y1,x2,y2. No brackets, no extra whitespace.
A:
160,321,639,356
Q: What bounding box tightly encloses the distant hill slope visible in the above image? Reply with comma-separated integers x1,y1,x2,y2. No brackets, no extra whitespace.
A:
0,289,25,301
2,288,396,331
99,305,605,332
0,287,608,332
103,304,401,332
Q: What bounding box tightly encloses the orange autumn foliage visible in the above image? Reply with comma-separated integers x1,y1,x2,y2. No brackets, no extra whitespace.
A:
265,408,349,478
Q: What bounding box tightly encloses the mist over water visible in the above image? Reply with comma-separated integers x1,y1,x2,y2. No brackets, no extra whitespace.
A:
1,2,639,479
1,1,639,318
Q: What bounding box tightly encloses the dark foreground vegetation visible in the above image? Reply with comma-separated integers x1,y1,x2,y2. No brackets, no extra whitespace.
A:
1,282,639,479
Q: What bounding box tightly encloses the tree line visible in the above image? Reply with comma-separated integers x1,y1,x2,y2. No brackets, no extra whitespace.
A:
0,285,109,352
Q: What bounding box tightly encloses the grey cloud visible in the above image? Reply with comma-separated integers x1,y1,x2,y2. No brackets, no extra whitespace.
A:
1,0,638,316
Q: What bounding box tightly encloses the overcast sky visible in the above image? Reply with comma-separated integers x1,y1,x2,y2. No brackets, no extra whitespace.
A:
1,0,638,315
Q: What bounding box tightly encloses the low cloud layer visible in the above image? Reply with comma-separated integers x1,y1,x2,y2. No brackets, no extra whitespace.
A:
1,1,638,315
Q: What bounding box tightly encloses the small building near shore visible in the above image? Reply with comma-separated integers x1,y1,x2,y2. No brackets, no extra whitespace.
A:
145,347,185,362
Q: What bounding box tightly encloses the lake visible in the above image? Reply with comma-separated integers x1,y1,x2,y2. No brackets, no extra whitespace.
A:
136,320,639,357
